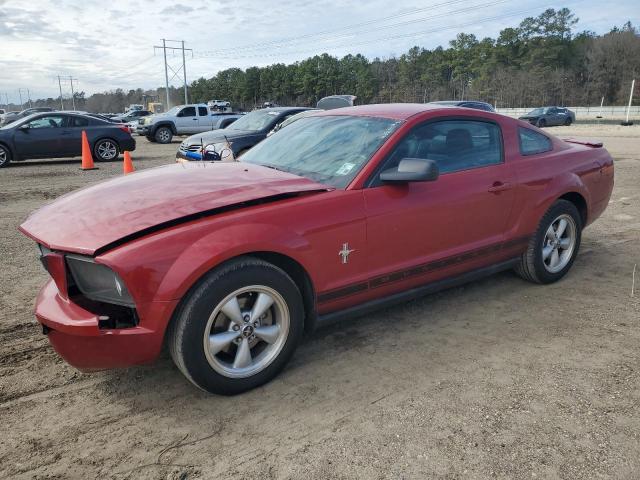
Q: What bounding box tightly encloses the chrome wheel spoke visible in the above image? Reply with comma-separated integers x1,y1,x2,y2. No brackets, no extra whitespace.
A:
559,238,572,249
250,292,274,322
209,331,240,355
555,218,568,238
233,338,252,369
221,296,244,326
542,245,554,260
549,248,560,268
255,325,280,344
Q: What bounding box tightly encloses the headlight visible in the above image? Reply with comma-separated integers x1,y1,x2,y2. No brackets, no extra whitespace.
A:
66,255,134,307
202,141,234,161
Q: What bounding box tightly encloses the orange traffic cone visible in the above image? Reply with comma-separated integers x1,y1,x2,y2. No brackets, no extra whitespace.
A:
123,151,134,174
80,130,98,170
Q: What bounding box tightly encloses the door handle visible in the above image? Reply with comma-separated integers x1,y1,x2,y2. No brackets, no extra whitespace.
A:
488,181,512,193
193,118,198,121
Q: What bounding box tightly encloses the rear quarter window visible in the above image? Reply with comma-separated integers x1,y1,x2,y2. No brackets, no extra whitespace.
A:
519,127,552,155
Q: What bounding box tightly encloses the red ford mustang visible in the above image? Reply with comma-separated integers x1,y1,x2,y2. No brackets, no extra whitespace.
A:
20,104,614,394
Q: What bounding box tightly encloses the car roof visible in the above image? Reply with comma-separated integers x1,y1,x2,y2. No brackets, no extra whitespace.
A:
260,107,309,113
314,103,459,120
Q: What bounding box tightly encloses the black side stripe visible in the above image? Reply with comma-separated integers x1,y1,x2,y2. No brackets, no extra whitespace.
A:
317,235,530,304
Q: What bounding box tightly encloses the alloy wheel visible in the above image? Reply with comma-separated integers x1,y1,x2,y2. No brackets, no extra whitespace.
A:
542,214,576,273
203,285,290,379
97,141,117,160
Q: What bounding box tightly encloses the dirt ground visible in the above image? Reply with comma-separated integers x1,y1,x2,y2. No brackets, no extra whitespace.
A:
1,125,639,479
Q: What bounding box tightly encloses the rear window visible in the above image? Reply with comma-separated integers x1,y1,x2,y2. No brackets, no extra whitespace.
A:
198,106,208,116
519,127,552,155
69,116,89,127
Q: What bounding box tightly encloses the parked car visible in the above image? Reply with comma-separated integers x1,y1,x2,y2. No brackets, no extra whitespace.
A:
137,104,243,143
0,112,135,167
110,110,152,123
267,109,321,136
19,104,613,394
1,107,55,126
519,107,575,127
176,106,310,160
429,100,495,112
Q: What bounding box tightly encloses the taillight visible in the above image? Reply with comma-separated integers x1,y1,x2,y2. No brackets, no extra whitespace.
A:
118,124,131,134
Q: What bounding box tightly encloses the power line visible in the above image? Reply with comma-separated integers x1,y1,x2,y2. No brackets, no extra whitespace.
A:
196,0,474,56
193,1,557,62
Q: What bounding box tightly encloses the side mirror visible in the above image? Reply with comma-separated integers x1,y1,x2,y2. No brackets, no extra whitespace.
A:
380,158,439,183
18,124,30,131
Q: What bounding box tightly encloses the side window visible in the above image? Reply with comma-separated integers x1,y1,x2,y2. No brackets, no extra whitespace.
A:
179,107,196,117
26,115,65,129
69,116,89,127
198,106,208,116
376,119,502,181
519,127,552,155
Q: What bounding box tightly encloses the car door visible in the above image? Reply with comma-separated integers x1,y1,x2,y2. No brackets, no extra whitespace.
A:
59,115,90,155
197,106,212,132
175,106,198,134
362,118,516,298
13,114,67,159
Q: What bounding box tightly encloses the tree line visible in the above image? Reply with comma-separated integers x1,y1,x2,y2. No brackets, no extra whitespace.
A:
14,9,640,113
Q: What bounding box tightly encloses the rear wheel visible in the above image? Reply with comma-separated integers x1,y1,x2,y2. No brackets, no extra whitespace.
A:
154,126,173,144
515,200,582,284
93,138,119,161
0,144,11,168
168,257,304,395
536,118,547,128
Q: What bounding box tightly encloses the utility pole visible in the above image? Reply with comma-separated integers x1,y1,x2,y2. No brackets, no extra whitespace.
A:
26,88,32,108
182,40,188,104
154,39,193,109
18,89,23,109
57,76,65,110
69,76,77,110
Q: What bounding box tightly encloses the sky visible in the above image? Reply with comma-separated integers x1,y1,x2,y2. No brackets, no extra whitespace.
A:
0,0,638,103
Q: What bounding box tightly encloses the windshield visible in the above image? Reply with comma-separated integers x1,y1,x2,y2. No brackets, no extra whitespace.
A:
164,106,181,116
242,115,401,189
528,108,547,115
227,110,283,132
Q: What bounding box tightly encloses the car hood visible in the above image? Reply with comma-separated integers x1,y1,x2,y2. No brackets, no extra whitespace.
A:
183,129,262,145
19,162,331,255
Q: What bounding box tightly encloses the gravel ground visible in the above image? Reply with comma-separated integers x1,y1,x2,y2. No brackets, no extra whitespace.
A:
1,126,639,479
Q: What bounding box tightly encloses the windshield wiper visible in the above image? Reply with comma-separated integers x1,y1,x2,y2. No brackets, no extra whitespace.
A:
260,163,288,172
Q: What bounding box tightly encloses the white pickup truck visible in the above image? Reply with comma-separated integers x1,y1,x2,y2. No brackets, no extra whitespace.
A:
136,104,242,143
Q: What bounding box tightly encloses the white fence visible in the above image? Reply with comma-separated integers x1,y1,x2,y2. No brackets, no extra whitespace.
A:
496,106,640,120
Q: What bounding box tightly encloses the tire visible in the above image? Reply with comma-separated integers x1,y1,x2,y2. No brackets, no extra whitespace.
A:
515,199,582,284
154,126,173,144
167,257,304,395
536,118,547,128
93,138,119,161
0,144,11,168
564,117,572,126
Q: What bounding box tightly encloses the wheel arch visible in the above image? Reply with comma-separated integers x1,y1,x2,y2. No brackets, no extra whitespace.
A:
153,122,177,135
558,191,587,227
0,140,14,161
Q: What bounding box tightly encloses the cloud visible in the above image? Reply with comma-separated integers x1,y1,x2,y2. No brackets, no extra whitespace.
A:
160,4,194,15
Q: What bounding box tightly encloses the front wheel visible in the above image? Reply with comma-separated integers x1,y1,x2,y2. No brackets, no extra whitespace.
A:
154,126,173,144
515,199,582,284
168,257,304,395
0,144,11,168
536,118,547,128
564,117,572,126
93,138,119,161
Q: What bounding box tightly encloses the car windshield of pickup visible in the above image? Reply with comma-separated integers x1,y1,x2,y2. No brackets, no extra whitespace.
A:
241,115,401,189
226,110,283,132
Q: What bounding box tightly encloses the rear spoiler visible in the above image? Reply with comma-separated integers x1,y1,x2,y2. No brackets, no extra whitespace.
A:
562,138,603,148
